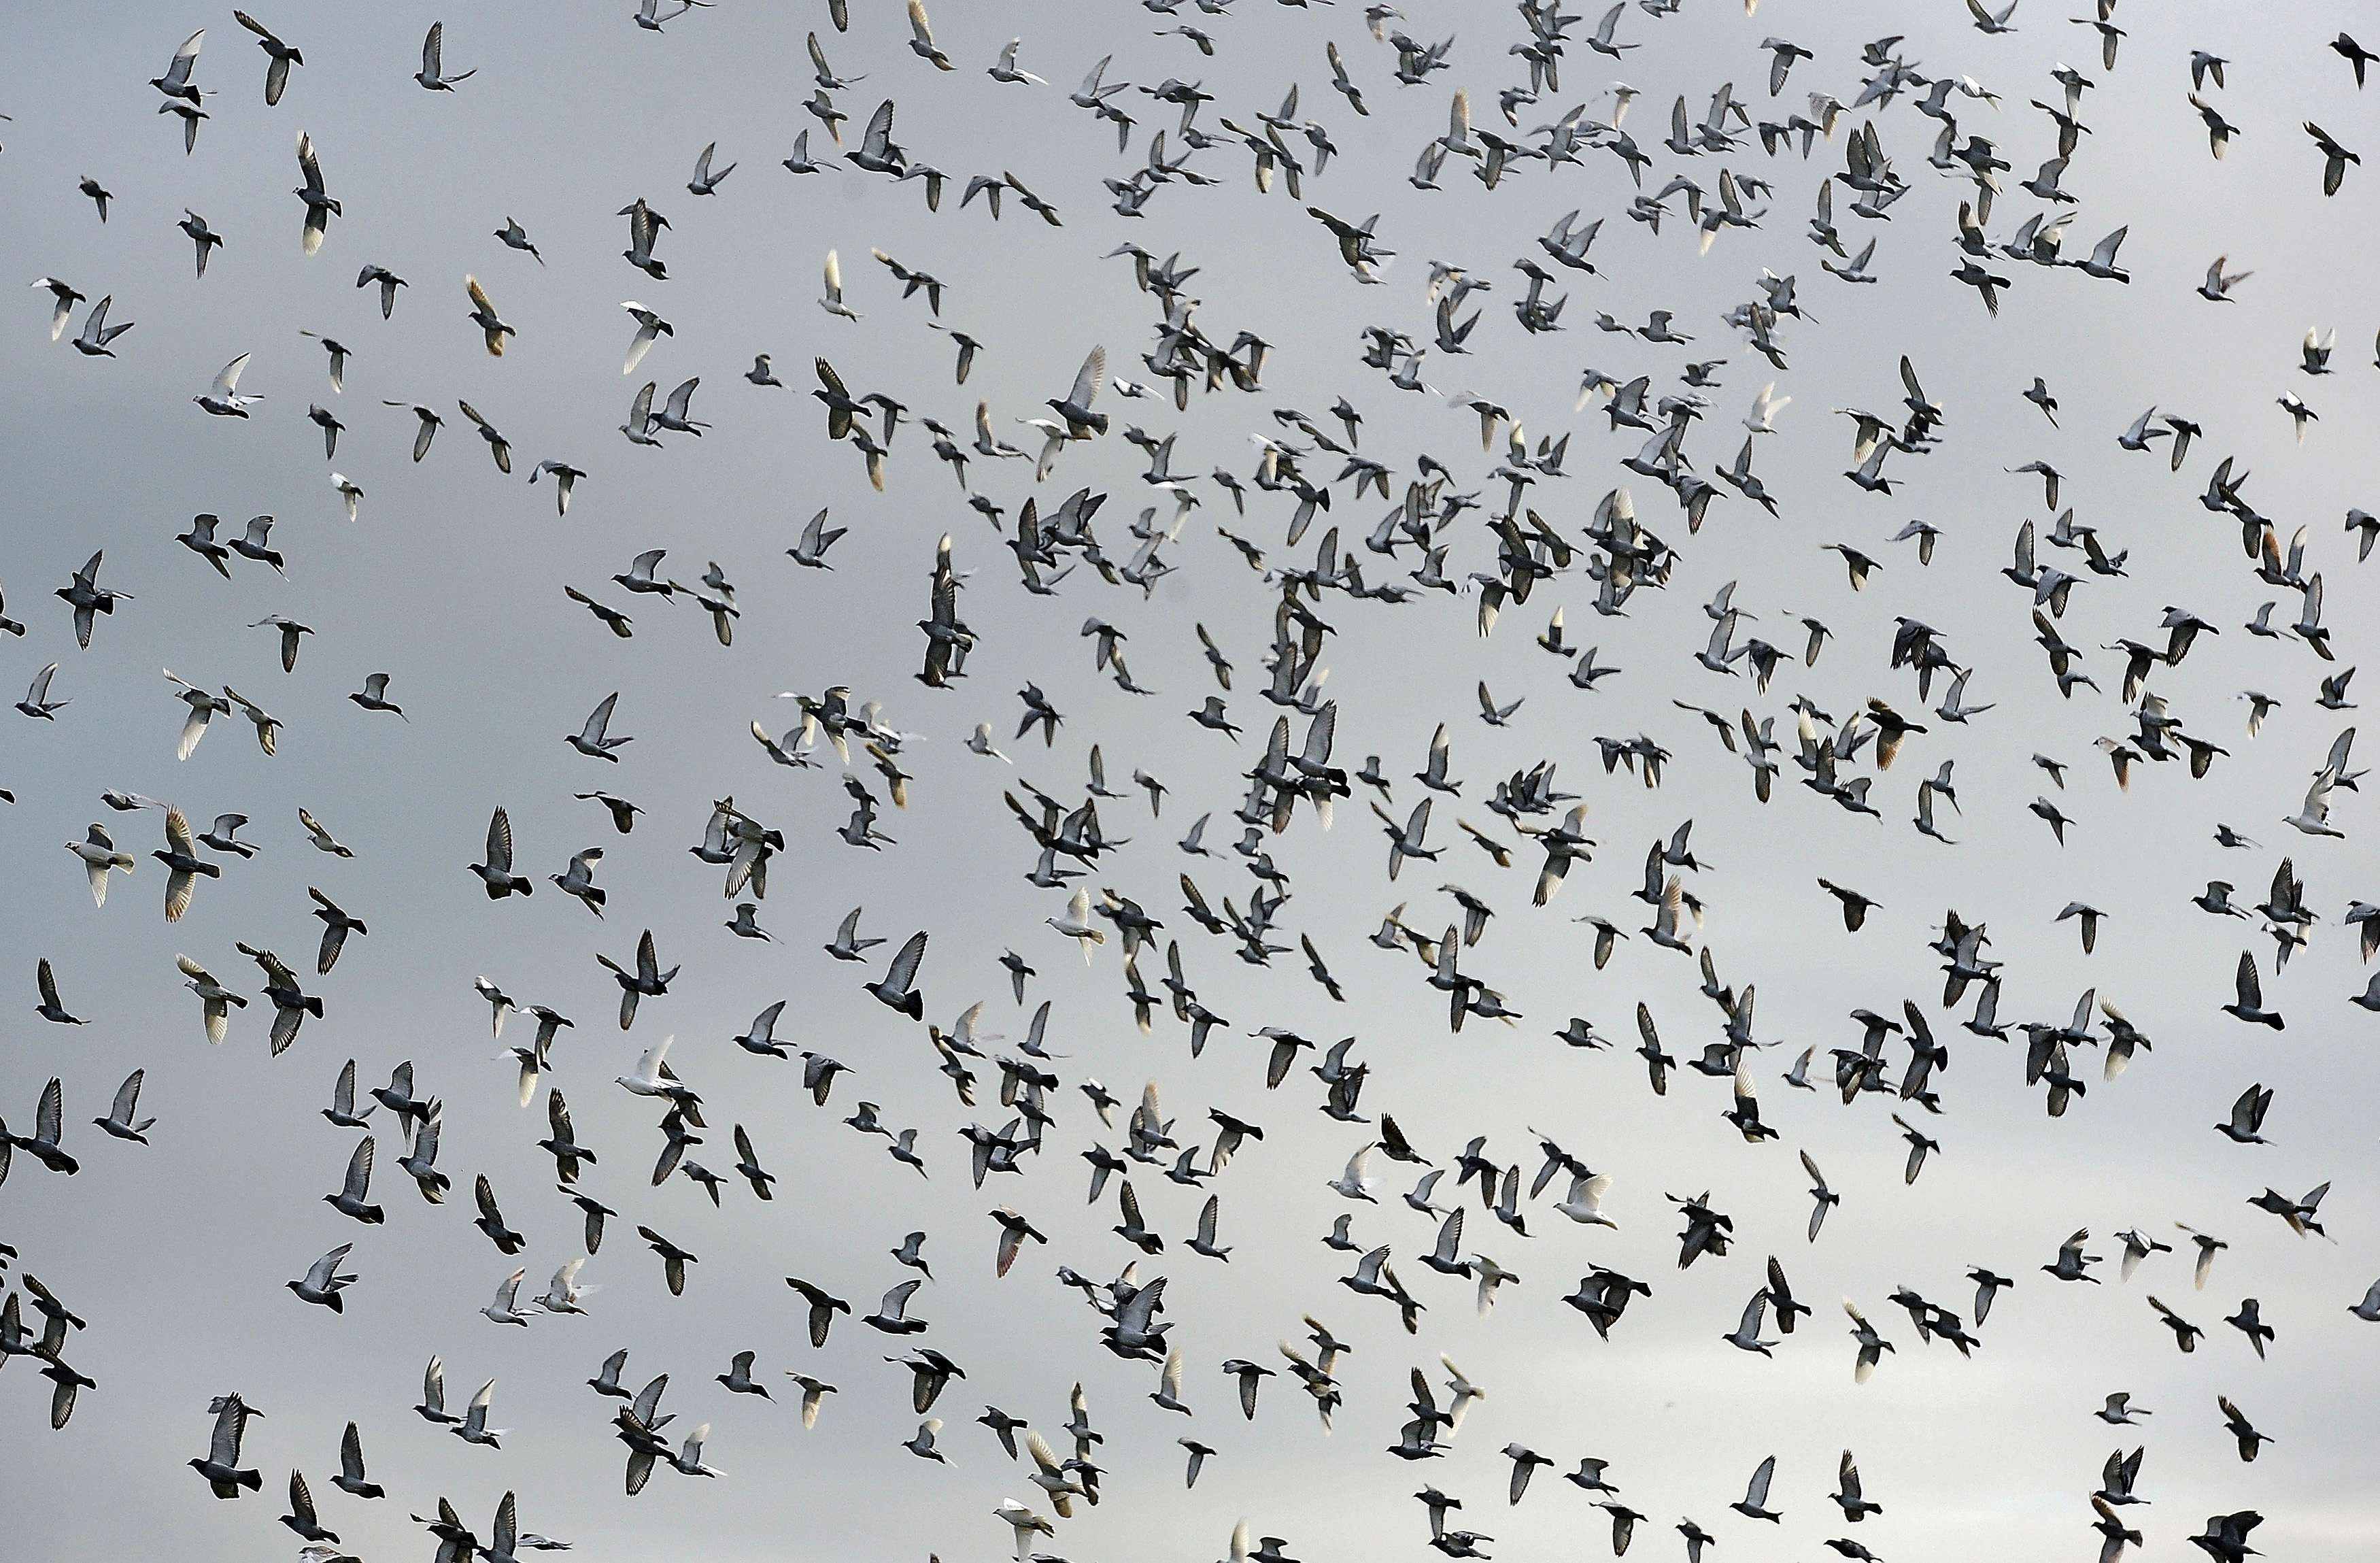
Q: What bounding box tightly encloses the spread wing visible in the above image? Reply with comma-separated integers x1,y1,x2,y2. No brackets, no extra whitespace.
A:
107,1068,144,1123
1068,346,1108,410
209,1396,245,1464
343,1135,375,1198
161,29,205,91
885,930,928,990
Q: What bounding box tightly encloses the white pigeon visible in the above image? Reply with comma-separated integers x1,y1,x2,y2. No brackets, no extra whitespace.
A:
481,1267,535,1326
1555,1172,1618,1228
819,249,862,320
1047,886,1106,962
1326,1141,1378,1201
194,352,260,417
1744,381,1790,433
537,1257,596,1315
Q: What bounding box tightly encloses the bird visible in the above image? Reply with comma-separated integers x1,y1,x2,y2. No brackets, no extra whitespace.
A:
347,673,403,720
63,825,135,907
1048,886,1108,962
328,1422,382,1501
866,930,929,1020
2307,122,2361,195
2097,1393,2149,1426
464,278,513,356
2147,1296,2203,1354
1729,1455,1782,1522
782,131,832,174
528,460,583,516
165,670,233,758
620,302,673,375
2191,1511,2264,1563
2199,254,2251,301
293,131,339,253
90,1070,153,1145
355,263,405,317
904,0,954,69
988,39,1044,86
191,1394,265,1498
220,686,281,756
819,250,862,322
1721,1291,1776,1356
251,616,313,671
33,276,86,341
469,808,532,899
178,211,224,278
568,693,632,760
684,140,738,196
415,22,476,90
478,227,549,284
16,662,65,720
287,1245,356,1311
2044,1230,2101,1284
452,1379,507,1447
231,12,302,104
195,353,259,417
327,471,365,522
155,806,219,924
2056,901,2105,954
2222,952,2285,1029
479,1268,533,1326
598,932,678,1030
2217,1083,2274,1145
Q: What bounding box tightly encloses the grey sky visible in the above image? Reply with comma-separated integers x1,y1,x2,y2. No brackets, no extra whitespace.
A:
3,2,2378,1561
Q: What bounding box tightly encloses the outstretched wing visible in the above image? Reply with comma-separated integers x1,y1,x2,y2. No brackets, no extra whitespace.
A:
885,930,928,990
1068,346,1108,411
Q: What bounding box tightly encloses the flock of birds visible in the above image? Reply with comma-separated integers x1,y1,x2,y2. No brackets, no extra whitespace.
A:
5,1,2380,1562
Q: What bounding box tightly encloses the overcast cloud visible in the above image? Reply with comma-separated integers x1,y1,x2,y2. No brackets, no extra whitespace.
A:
2,2,2378,1561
